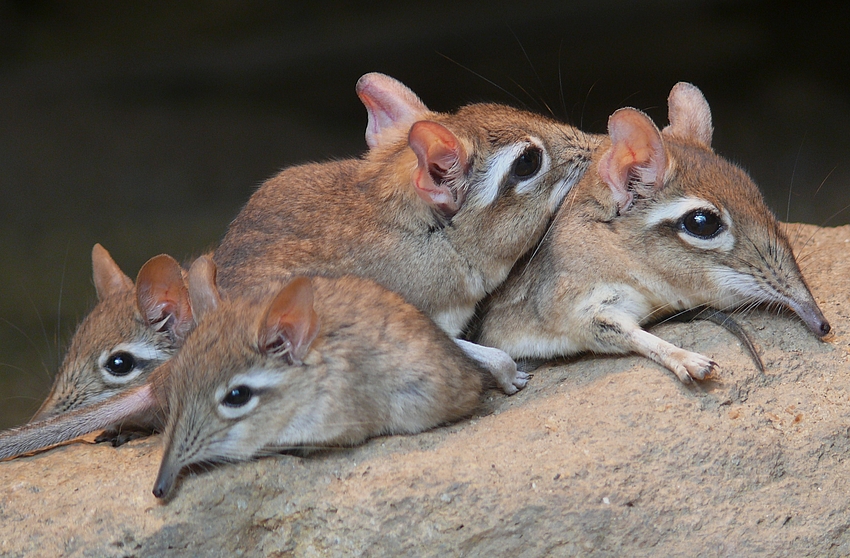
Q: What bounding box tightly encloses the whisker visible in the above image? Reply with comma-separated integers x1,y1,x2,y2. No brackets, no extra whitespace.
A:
786,133,806,223
0,316,51,382
435,52,529,110
0,362,32,375
18,288,53,381
557,40,567,122
792,202,850,259
579,81,599,131
509,28,554,117
507,78,549,117
56,242,71,373
813,165,837,197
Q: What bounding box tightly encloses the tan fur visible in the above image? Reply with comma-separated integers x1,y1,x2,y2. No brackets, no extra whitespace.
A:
153,269,485,499
211,74,596,394
33,247,193,422
2,264,488,467
9,73,589,454
213,92,596,338
29,74,593,418
476,83,829,383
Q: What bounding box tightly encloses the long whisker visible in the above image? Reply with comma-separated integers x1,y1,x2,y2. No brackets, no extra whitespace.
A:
814,165,837,197
435,52,529,110
56,242,71,372
792,201,850,260
509,28,554,117
579,81,599,131
557,40,568,121
786,133,806,222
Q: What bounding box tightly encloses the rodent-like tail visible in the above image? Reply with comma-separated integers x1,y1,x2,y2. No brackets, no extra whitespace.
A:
666,307,765,373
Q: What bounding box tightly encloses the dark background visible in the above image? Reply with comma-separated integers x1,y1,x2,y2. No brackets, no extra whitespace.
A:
1,0,848,428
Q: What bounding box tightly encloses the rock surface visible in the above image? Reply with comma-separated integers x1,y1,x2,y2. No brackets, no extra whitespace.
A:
1,223,849,557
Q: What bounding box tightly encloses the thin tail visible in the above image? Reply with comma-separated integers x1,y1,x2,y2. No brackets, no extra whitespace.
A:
665,307,765,373
0,384,157,461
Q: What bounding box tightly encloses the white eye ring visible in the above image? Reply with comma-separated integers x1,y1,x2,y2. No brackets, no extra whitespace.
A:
645,197,734,252
472,137,550,208
216,386,259,419
97,342,161,385
511,138,551,195
676,207,733,252
214,368,283,419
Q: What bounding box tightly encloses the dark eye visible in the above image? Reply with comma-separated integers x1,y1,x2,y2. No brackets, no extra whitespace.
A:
105,352,136,376
681,209,722,238
512,147,542,178
223,385,253,407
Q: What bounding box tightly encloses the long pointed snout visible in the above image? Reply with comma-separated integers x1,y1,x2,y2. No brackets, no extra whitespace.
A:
152,469,176,499
0,384,156,460
152,455,180,499
788,299,831,338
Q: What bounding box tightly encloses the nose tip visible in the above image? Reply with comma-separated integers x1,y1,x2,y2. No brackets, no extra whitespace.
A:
793,300,831,339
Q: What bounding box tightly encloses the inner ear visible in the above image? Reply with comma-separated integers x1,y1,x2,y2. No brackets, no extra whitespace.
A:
597,108,667,212
259,277,320,365
356,72,431,150
92,244,133,301
187,255,221,323
662,82,713,147
136,254,193,342
408,120,469,218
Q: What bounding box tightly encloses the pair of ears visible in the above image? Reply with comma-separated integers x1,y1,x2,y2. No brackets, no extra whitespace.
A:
185,256,320,365
357,72,469,218
92,247,320,365
92,244,194,344
357,74,716,218
598,82,714,212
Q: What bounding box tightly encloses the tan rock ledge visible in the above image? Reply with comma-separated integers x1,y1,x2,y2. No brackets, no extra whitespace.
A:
2,224,850,557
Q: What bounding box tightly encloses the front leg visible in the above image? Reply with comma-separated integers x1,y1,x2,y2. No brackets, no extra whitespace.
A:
592,313,717,383
626,328,717,383
454,339,529,394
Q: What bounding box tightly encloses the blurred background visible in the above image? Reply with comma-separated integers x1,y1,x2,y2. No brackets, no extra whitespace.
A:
0,0,848,428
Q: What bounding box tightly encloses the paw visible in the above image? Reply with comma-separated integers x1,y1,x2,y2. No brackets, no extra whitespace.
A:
94,428,153,447
488,353,527,395
94,429,119,445
454,340,528,394
510,369,531,392
669,349,717,384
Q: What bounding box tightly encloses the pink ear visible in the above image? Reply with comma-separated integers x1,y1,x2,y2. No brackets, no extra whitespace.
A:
186,255,221,324
260,277,320,365
356,73,430,149
91,244,133,301
662,82,713,147
408,121,469,218
597,108,667,212
136,254,193,342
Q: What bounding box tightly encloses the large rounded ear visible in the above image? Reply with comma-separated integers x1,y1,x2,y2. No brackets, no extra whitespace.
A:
408,120,469,218
259,277,320,365
136,254,194,343
356,72,431,149
186,255,221,324
92,244,133,300
662,82,713,148
597,108,667,213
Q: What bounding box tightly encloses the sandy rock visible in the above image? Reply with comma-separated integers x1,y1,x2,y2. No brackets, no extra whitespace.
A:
2,223,849,557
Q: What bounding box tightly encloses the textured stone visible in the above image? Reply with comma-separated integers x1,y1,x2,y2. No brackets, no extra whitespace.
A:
2,224,849,557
